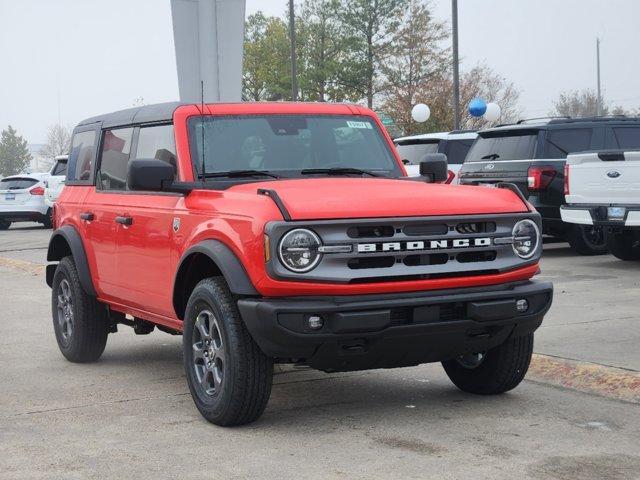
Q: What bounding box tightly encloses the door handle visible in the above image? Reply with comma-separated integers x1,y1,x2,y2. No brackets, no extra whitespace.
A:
115,216,133,226
80,212,94,221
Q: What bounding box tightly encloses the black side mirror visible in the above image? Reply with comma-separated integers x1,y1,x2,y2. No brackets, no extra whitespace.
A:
419,153,448,183
128,158,175,191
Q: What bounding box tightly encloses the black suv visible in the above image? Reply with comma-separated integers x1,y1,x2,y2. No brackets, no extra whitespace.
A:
458,117,640,254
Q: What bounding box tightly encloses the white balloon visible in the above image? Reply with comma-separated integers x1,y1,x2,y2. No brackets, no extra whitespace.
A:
411,103,431,123
484,103,502,122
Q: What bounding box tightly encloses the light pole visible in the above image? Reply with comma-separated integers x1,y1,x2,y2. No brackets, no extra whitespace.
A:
596,37,602,116
452,0,460,130
289,0,298,101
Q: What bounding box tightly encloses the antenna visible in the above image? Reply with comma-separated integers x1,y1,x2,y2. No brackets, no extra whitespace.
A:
201,80,205,187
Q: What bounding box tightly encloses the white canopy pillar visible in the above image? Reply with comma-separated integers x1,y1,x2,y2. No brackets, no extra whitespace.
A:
171,0,246,102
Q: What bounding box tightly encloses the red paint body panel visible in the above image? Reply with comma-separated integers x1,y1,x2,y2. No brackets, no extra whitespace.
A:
56,102,538,331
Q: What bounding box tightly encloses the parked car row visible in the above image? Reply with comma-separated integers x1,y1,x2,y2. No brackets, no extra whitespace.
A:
396,116,640,256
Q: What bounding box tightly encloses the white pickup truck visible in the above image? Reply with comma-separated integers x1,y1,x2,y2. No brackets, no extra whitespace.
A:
561,150,640,260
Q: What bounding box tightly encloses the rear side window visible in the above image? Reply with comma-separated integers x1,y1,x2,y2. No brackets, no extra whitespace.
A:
52,160,67,176
0,178,38,190
543,128,592,159
97,128,134,191
135,124,177,179
68,130,97,183
466,131,538,162
444,139,474,164
611,127,640,149
394,141,440,165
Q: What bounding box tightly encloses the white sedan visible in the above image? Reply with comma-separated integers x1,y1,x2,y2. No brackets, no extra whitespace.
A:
0,173,51,230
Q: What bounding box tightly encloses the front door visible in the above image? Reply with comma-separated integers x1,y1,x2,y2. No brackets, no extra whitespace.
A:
111,124,182,318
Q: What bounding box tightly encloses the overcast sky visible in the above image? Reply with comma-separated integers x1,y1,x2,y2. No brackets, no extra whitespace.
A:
1,0,639,143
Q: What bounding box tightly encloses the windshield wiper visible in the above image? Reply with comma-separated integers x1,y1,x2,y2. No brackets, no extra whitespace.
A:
300,167,381,177
481,153,500,160
199,170,281,179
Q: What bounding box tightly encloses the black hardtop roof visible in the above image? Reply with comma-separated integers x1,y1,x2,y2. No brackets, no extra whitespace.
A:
77,101,187,129
484,115,640,135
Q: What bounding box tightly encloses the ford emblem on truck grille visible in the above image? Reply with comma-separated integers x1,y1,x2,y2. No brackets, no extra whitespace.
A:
606,170,621,179
357,237,493,253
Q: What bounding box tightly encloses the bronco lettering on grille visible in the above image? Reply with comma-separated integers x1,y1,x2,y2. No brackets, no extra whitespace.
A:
356,237,492,253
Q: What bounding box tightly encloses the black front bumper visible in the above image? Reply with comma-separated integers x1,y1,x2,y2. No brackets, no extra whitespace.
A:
238,280,553,372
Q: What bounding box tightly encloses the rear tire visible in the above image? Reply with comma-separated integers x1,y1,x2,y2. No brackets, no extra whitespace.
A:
567,224,608,255
606,230,640,261
442,333,534,395
0,220,10,230
51,256,109,362
183,277,273,426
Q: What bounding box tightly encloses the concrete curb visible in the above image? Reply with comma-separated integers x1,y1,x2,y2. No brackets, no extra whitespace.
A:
0,256,45,276
528,354,640,404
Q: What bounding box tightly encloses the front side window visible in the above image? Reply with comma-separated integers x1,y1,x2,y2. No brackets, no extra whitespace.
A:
97,128,133,191
394,140,440,165
68,130,97,182
466,130,538,162
543,128,592,159
188,115,401,177
136,125,177,179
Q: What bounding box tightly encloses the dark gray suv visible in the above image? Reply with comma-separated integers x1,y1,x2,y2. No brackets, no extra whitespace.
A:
459,116,640,255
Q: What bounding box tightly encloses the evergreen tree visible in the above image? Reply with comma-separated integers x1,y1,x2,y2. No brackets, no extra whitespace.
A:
0,126,32,177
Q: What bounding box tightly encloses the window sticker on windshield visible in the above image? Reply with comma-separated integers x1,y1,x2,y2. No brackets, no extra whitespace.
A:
346,121,372,129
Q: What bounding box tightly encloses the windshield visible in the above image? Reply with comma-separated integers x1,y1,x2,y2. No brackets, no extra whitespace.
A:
466,131,538,162
394,140,440,165
0,178,38,190
188,115,401,177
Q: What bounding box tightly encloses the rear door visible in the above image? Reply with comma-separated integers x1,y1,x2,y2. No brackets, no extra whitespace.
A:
81,126,132,301
458,129,540,193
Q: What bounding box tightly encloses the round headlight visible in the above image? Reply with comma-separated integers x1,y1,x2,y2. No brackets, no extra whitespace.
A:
512,219,540,259
278,229,322,273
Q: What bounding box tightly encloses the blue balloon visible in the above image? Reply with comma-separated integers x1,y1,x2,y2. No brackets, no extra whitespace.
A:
468,98,487,117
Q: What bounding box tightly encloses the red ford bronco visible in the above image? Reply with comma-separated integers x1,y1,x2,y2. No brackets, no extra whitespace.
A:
47,102,552,426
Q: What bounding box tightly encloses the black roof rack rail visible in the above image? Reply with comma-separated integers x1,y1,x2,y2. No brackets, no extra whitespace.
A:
516,116,571,124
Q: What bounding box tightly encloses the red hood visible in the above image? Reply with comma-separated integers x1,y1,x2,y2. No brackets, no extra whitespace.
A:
230,178,528,220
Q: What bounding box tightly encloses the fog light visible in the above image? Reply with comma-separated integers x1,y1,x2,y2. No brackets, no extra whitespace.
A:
308,315,324,330
516,299,529,313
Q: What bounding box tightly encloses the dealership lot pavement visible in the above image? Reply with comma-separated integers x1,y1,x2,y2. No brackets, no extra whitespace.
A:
1,223,639,479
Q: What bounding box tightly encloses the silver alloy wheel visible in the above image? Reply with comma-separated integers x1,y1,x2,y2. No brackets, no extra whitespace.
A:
192,309,225,396
456,352,486,369
56,278,74,342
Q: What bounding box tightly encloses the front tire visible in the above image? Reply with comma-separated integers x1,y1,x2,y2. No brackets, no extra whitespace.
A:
442,333,534,395
606,230,640,261
0,219,10,230
183,277,273,426
51,256,109,362
567,224,608,255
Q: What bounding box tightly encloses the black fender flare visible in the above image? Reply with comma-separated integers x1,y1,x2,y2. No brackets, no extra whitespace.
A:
46,225,97,296
173,240,259,314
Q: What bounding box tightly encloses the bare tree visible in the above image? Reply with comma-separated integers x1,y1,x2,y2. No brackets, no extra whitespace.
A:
550,89,636,118
40,124,71,160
